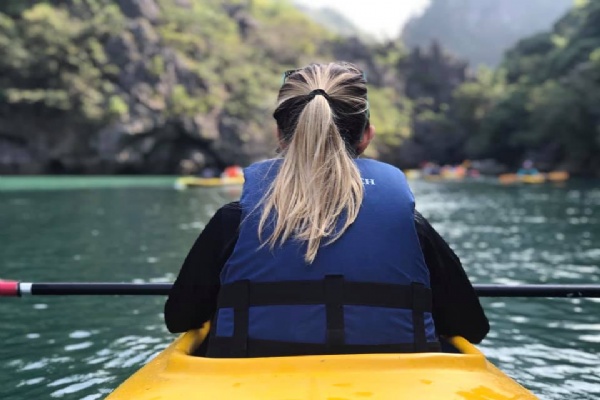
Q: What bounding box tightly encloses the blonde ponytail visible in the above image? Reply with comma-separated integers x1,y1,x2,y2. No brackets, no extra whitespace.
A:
258,63,370,264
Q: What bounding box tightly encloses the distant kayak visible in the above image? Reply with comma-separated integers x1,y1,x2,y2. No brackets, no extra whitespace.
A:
106,324,539,400
499,171,569,185
174,176,244,189
404,169,422,180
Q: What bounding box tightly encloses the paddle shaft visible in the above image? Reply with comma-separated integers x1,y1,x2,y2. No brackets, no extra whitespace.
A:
1,281,599,297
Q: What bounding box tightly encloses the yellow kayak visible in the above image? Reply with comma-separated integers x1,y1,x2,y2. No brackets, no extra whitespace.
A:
498,171,569,185
106,324,538,400
404,169,422,180
519,174,546,184
174,176,244,189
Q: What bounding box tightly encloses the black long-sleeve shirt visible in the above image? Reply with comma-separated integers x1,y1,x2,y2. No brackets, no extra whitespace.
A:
165,202,489,344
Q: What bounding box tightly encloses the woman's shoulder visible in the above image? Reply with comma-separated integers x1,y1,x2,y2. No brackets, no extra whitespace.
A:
207,201,241,225
220,201,241,213
357,158,400,169
207,202,241,235
356,158,406,179
242,158,282,180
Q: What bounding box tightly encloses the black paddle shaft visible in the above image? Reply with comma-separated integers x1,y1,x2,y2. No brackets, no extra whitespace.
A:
29,283,172,295
474,284,600,298
11,283,600,297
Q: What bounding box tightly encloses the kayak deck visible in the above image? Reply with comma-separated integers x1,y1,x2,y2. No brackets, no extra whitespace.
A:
106,324,538,400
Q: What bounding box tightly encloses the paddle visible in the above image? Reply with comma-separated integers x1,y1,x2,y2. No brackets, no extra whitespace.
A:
1,281,599,297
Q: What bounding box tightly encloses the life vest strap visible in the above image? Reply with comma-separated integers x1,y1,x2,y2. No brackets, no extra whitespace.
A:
325,275,345,349
231,280,249,357
412,282,428,351
216,279,433,310
211,277,436,357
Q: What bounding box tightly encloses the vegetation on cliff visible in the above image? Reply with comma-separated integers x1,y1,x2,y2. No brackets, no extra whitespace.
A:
455,0,600,174
390,0,600,175
0,0,598,176
0,0,412,173
0,0,333,173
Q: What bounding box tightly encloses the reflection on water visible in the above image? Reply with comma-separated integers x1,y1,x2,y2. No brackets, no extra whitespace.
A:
0,179,598,399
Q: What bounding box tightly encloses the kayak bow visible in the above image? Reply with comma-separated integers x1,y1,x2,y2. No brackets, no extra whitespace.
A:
106,324,538,400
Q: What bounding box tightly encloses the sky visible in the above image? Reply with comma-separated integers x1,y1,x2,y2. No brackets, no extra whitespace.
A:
294,0,431,39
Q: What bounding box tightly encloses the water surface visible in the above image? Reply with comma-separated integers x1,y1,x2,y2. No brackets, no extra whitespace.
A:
0,177,598,399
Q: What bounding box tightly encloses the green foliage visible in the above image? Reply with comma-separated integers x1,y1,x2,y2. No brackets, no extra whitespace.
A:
453,67,508,156
0,1,126,124
3,0,597,175
249,0,332,65
456,0,600,172
108,95,129,117
149,56,165,77
155,0,331,126
0,0,335,142
373,41,408,70
368,87,412,148
169,84,210,116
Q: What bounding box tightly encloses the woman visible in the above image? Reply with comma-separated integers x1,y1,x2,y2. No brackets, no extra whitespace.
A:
165,62,489,357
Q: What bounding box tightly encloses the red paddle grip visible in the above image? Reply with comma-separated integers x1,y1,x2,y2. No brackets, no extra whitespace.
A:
0,281,18,296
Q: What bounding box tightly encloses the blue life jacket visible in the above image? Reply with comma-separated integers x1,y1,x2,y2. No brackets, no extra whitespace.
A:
207,158,439,357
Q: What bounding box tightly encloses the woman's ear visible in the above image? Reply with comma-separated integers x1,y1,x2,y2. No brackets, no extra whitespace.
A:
356,124,375,155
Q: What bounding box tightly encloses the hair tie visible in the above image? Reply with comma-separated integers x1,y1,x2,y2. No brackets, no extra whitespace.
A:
306,89,330,101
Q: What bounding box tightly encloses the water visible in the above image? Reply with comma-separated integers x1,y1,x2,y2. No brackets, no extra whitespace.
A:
0,177,599,399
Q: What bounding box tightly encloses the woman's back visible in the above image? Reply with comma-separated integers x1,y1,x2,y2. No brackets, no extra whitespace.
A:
208,158,439,357
206,63,439,357
164,62,488,358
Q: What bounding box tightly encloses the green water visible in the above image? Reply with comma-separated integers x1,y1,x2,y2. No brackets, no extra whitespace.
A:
0,177,599,399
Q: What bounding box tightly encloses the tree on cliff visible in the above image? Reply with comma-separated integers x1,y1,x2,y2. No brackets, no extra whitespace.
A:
460,0,600,174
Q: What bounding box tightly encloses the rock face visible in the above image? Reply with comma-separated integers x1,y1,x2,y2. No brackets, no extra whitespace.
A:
390,43,471,168
0,0,273,175
2,1,590,175
403,42,469,112
0,0,473,175
117,0,161,21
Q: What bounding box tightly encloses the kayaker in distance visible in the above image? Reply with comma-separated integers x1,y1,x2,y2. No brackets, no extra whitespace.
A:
517,159,540,176
221,164,243,178
165,62,489,357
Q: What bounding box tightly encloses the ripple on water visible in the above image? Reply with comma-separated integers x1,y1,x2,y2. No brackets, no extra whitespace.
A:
48,372,112,398
69,330,92,339
79,393,109,400
579,335,600,343
65,342,93,352
80,335,168,371
17,377,45,387
20,356,73,371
